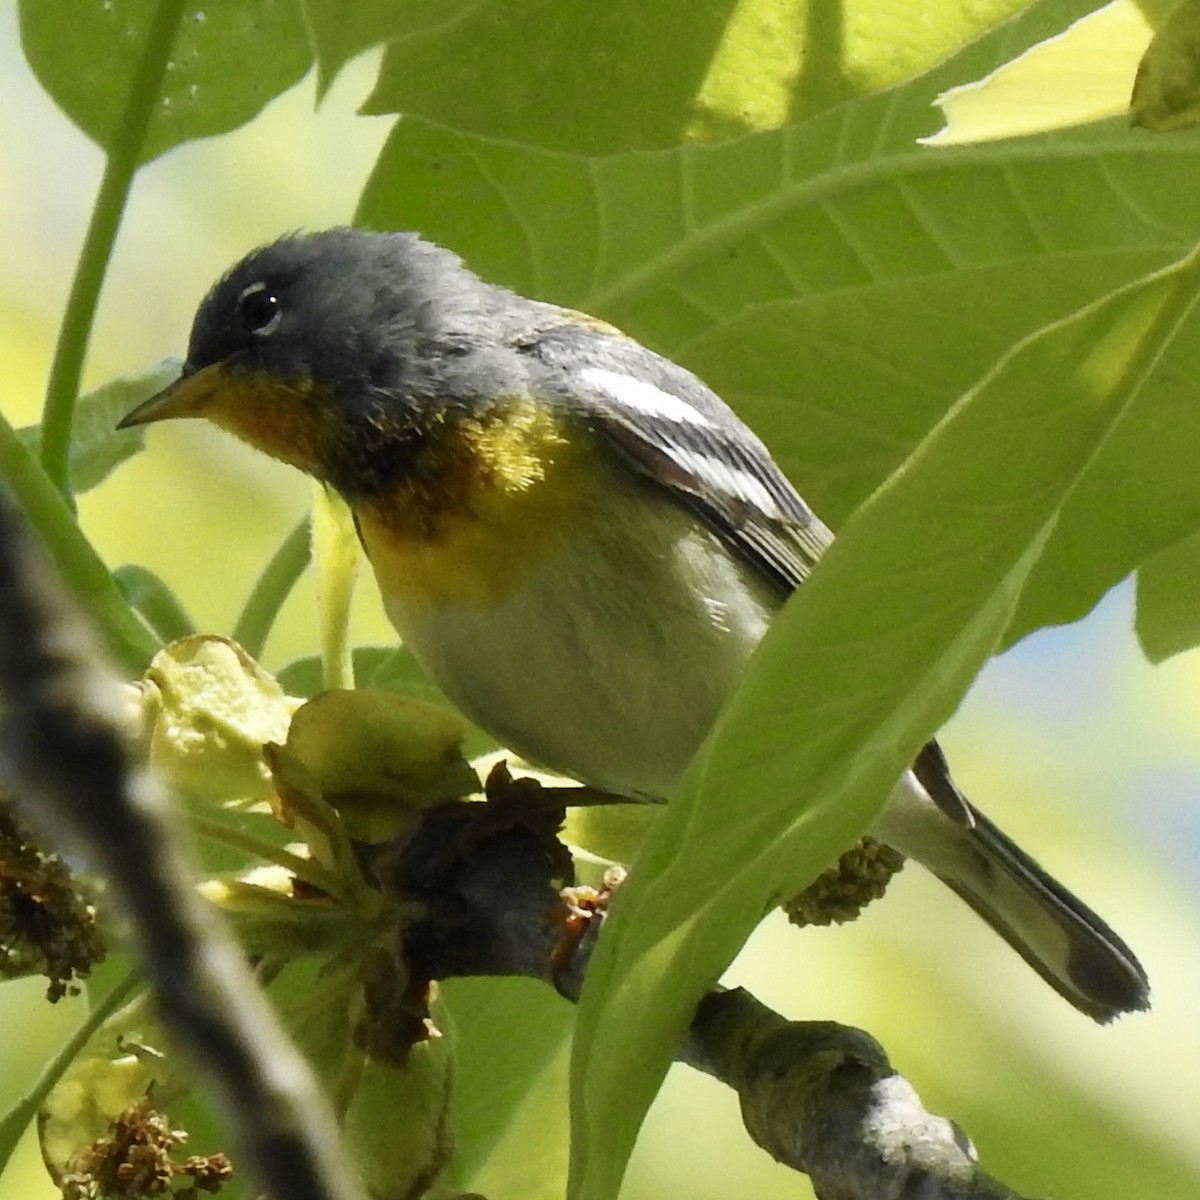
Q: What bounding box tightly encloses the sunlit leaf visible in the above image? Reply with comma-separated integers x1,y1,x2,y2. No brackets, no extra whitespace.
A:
924,0,1153,146
143,634,298,812
0,972,141,1181
39,1054,160,1183
362,0,1031,151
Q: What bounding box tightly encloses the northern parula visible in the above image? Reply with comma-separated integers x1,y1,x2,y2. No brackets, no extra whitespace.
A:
120,228,1149,1022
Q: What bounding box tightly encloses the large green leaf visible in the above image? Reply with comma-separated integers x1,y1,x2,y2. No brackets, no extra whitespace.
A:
360,97,1200,649
19,0,311,164
361,0,1032,151
567,245,1200,1200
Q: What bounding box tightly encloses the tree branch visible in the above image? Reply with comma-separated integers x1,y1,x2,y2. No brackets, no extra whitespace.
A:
382,767,1036,1200
683,989,1025,1200
0,489,366,1200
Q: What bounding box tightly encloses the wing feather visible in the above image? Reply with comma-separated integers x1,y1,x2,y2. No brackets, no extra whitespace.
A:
520,323,833,595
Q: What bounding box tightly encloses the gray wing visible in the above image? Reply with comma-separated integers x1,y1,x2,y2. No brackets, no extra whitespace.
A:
519,319,974,828
519,322,833,596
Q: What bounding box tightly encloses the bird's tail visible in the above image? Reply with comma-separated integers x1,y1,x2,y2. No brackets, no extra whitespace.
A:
876,758,1149,1023
890,785,1150,1022
942,801,1149,1021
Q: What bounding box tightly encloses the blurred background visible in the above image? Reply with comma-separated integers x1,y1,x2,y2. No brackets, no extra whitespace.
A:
2,6,1199,1197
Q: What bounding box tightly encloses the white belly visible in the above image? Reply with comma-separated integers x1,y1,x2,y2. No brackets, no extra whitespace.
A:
380,509,777,798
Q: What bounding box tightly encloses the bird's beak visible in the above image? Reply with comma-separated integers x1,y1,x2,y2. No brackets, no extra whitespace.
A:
117,361,228,429
116,361,336,477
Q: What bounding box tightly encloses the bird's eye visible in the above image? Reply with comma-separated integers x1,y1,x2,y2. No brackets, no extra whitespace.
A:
237,282,282,336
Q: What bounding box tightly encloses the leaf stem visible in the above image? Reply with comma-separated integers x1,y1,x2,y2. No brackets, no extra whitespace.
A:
311,485,359,692
114,563,196,643
39,0,188,499
188,815,342,897
0,970,142,1177
232,517,312,658
0,409,160,671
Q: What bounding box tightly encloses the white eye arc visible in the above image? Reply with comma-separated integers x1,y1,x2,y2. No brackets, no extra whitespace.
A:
237,281,282,337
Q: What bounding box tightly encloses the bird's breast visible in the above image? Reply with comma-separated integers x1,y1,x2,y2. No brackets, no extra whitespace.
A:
348,399,779,794
350,399,604,610
371,495,777,796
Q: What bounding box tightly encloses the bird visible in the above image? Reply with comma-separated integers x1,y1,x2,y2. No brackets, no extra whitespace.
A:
119,227,1150,1022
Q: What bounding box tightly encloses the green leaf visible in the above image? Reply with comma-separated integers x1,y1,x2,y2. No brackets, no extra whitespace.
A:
268,955,457,1200
275,688,477,841
1135,526,1200,660
442,977,574,1193
300,0,479,98
567,245,1200,1200
341,1039,456,1200
277,646,423,697
113,564,196,642
1133,0,1200,131
356,0,1200,662
19,0,312,165
144,635,297,813
361,0,1031,151
18,361,178,495
925,0,1154,146
1004,281,1200,643
145,953,457,1200
276,648,500,760
354,646,433,693
0,971,140,1181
